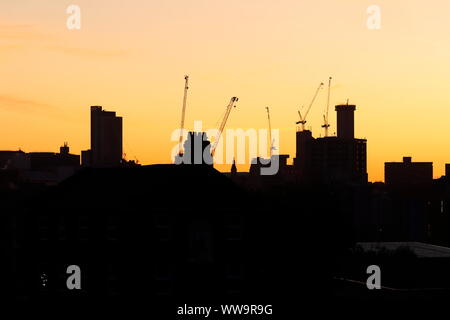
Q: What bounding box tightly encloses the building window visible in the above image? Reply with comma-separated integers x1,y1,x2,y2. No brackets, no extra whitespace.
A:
188,221,213,263
38,215,50,242
107,263,119,296
106,215,120,242
57,216,67,241
226,263,244,280
225,214,243,241
154,213,171,242
78,215,89,242
154,263,173,296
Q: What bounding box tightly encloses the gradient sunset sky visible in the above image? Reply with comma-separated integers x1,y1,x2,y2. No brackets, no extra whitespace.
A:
1,0,449,181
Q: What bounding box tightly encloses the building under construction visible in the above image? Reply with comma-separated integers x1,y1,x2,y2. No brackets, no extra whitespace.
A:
294,104,367,184
175,131,213,165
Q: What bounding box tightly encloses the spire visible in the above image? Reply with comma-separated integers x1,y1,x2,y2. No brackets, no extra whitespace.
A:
231,158,237,176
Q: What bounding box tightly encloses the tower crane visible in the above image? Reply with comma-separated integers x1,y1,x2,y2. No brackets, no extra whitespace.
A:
266,107,275,157
178,75,189,156
296,82,324,131
211,97,239,157
321,77,332,137
297,109,303,129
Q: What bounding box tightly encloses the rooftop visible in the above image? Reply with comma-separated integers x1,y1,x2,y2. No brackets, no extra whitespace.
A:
357,242,450,259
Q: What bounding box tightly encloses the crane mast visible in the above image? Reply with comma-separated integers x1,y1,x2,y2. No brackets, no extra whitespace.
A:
211,97,239,157
178,75,189,156
296,109,303,128
266,107,274,157
322,77,332,137
296,82,324,131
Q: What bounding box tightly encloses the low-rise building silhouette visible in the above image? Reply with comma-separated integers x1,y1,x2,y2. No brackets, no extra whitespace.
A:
385,156,433,187
0,144,80,187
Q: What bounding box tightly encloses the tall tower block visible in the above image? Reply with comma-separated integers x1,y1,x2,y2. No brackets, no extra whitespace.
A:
335,104,356,139
90,106,123,167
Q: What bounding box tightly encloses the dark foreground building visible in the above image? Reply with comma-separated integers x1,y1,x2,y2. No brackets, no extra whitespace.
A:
2,161,359,314
6,165,270,303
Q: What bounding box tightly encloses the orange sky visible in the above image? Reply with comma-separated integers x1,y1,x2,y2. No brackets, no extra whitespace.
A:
1,0,450,181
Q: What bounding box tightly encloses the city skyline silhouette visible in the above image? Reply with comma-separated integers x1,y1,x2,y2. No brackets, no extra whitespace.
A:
2,1,450,181
3,1,450,315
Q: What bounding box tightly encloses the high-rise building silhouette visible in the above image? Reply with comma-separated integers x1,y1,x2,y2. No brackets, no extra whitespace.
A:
336,104,356,139
82,106,123,167
294,104,367,184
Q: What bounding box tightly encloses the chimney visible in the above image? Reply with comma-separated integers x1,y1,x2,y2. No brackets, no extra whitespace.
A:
403,156,412,163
